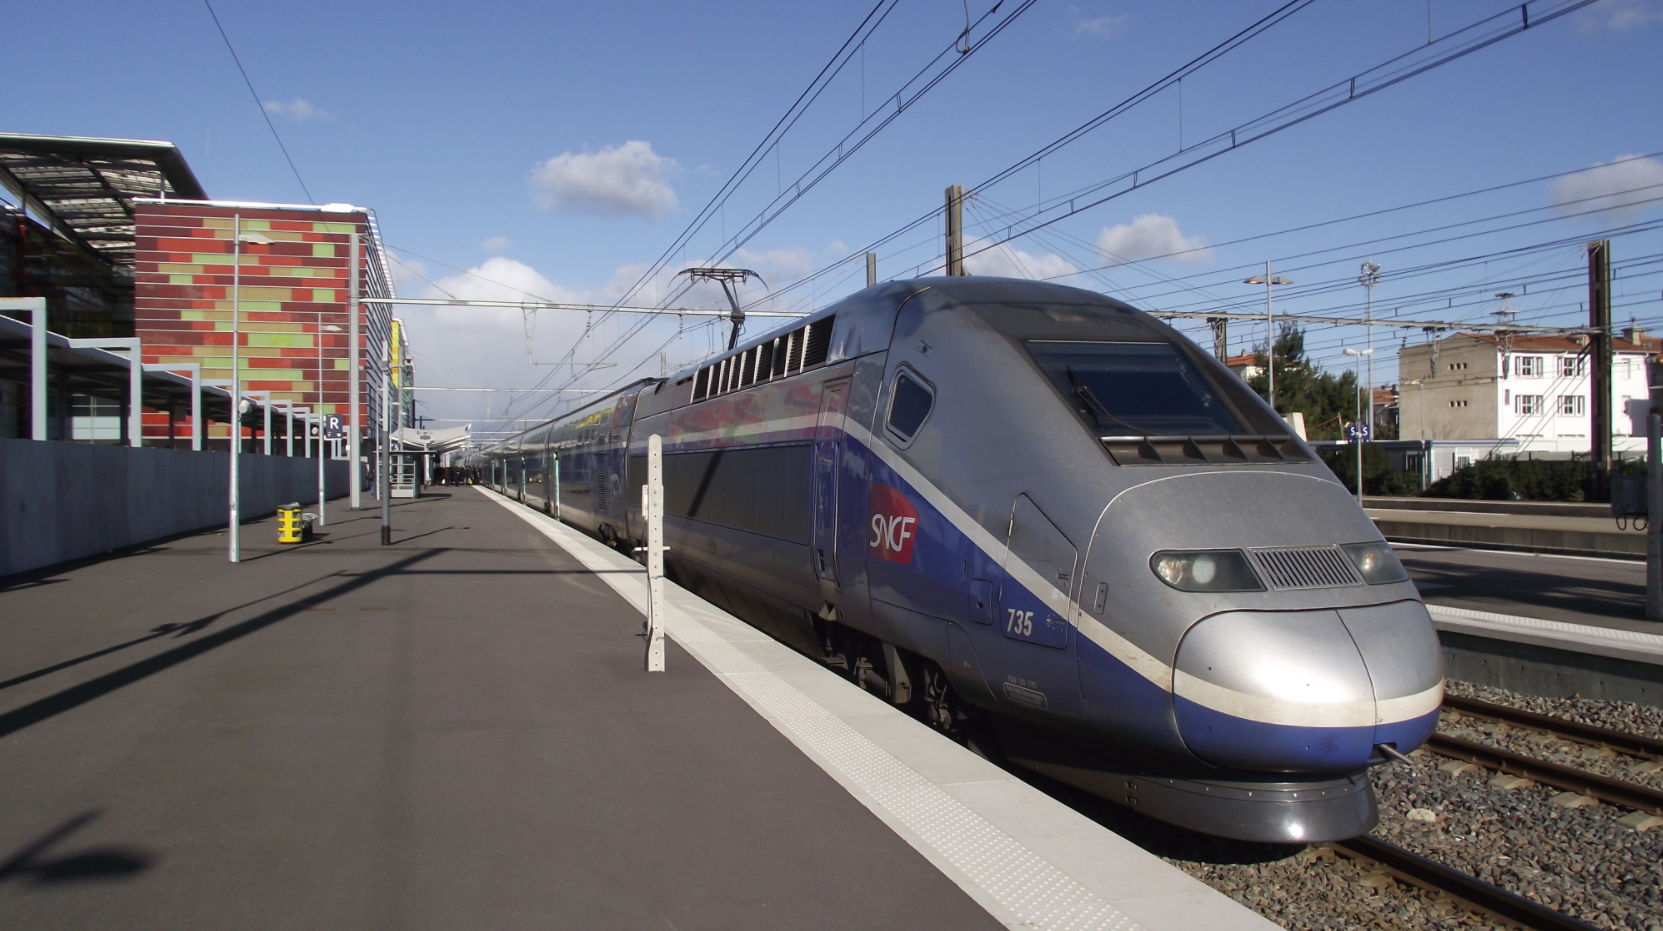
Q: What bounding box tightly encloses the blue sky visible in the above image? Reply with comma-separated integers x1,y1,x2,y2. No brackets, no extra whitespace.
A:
9,0,1663,430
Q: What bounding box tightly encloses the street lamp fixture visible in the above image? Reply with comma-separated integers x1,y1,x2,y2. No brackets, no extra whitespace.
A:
1245,265,1293,412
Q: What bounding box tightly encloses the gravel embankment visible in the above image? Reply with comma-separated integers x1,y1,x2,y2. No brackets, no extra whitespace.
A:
1444,680,1663,742
1159,680,1663,931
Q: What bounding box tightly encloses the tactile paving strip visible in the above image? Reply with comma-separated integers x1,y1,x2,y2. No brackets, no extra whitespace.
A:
489,491,1142,931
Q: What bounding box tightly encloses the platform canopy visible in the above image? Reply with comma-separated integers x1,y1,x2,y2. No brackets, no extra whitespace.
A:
392,425,471,454
0,133,208,269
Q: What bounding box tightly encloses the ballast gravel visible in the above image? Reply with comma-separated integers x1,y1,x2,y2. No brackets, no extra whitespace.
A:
1143,680,1663,931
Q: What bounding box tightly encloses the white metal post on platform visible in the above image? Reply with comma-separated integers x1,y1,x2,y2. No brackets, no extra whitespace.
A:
66,337,143,447
643,434,667,672
0,297,48,441
144,362,202,450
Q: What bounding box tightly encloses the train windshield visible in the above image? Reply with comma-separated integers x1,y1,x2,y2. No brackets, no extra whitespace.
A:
1026,340,1252,436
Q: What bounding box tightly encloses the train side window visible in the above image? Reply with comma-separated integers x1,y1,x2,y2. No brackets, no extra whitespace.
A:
885,369,934,446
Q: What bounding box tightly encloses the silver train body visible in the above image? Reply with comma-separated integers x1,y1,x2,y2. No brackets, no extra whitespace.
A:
480,278,1443,842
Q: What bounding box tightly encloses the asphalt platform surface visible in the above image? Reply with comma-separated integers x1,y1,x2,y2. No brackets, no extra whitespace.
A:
0,491,1000,930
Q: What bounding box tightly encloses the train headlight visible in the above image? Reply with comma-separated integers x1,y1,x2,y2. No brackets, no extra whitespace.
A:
1343,542,1409,584
1149,550,1263,592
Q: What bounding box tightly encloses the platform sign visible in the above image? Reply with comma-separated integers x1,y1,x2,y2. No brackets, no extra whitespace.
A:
323,414,345,439
1345,422,1371,444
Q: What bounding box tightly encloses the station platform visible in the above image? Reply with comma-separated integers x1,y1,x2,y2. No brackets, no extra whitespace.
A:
1367,503,1642,559
1394,543,1663,704
0,488,1270,930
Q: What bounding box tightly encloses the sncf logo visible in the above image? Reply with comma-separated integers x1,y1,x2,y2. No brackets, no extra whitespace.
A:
868,483,919,563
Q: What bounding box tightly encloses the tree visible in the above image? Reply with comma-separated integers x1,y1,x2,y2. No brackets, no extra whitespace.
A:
1241,325,1365,442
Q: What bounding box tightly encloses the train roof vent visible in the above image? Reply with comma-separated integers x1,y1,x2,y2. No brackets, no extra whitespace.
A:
1099,435,1308,465
1247,546,1362,590
690,314,837,402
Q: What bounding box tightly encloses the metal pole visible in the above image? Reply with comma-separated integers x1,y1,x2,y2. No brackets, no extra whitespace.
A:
349,231,363,510
1265,261,1275,412
1648,411,1661,621
1356,352,1365,502
1589,240,1614,494
317,301,327,526
127,346,142,448
645,433,666,672
318,413,327,524
945,185,965,276
229,214,241,563
380,324,391,546
190,364,201,451
262,398,271,455
15,298,49,440
866,252,877,287
285,403,293,457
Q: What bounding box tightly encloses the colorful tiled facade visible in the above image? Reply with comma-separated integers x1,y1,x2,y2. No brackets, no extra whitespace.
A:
133,201,399,447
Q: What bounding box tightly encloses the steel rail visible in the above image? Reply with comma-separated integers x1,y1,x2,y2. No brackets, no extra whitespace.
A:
1326,835,1600,931
1443,694,1663,760
1425,733,1663,815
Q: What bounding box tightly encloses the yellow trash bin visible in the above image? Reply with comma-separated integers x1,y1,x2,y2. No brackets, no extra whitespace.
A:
277,503,305,544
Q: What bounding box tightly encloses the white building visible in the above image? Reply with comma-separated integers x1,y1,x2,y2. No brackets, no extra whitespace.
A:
1397,330,1658,459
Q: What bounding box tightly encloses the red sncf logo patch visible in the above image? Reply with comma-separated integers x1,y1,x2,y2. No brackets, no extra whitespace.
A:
868,483,919,564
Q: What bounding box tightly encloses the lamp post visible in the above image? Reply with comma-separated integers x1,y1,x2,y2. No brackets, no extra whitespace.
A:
1344,347,1375,502
1359,262,1383,437
1245,263,1293,412
227,224,274,564
317,321,343,525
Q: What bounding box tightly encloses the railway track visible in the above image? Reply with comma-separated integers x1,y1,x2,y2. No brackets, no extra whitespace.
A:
1433,695,1663,816
1442,694,1663,761
1326,836,1602,931
1313,694,1663,930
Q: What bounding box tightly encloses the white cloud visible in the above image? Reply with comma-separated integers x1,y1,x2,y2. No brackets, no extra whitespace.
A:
1549,154,1663,219
530,141,678,219
733,246,814,283
394,242,828,426
1095,214,1212,264
262,98,332,122
963,238,1078,280
387,257,427,296
1068,6,1131,37
481,235,511,252
425,257,573,304
1577,0,1663,31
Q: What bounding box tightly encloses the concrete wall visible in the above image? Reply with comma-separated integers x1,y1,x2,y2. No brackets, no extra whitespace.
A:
0,438,353,578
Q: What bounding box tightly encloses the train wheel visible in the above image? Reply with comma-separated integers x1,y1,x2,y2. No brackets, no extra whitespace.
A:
921,663,1002,762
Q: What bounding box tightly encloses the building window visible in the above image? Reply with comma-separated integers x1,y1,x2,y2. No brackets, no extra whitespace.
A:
1448,399,1468,408
1560,356,1587,377
1515,395,1544,415
1515,356,1543,377
1559,395,1585,416
1447,362,1468,371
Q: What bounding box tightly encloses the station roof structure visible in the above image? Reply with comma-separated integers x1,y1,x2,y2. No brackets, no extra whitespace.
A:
0,133,208,270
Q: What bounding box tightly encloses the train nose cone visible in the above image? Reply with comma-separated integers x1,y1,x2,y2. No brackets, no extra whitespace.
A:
1172,603,1442,772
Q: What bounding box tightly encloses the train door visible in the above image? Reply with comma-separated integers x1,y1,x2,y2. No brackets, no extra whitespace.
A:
988,495,1084,722
813,380,850,613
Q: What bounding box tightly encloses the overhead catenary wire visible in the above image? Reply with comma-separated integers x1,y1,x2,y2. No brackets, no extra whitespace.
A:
759,0,1605,310
201,0,313,203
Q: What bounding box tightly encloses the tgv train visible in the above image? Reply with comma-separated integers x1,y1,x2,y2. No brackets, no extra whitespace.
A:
481,277,1443,842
